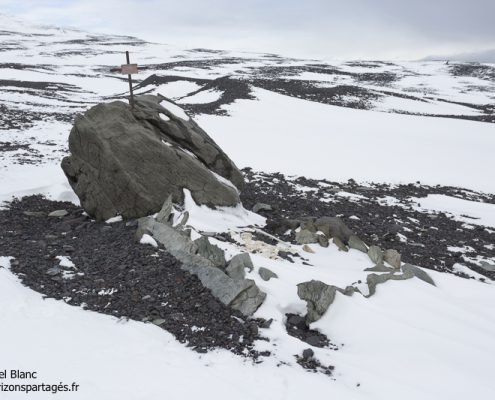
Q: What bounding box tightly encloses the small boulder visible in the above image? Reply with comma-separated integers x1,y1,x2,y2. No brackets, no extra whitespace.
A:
302,348,314,361
366,270,414,297
302,244,315,253
258,267,278,281
226,253,253,280
384,249,401,268
297,280,339,323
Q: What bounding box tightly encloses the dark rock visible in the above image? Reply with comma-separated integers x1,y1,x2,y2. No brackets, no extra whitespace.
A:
61,95,244,220
302,348,314,361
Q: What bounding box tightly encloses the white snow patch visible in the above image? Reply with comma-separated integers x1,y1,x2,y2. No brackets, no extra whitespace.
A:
183,189,265,232
410,194,495,228
140,234,158,248
105,215,122,224
159,112,170,121
160,99,190,120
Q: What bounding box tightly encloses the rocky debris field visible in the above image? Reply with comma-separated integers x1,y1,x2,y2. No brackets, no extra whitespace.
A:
241,169,495,281
0,195,266,357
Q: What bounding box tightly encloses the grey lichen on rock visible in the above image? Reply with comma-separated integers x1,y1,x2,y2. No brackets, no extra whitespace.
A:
61,94,244,220
258,267,278,281
401,263,436,286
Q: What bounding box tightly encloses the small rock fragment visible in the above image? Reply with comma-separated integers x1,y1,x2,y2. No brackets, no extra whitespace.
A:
258,267,278,281
302,244,315,253
317,234,329,248
156,195,173,224
401,263,435,286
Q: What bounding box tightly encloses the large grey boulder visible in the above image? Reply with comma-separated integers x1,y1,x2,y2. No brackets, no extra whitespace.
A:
62,95,244,220
314,217,353,244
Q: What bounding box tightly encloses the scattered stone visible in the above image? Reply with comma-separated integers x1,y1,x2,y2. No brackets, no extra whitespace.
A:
302,244,315,253
367,245,383,264
295,229,318,245
152,318,166,326
252,203,273,213
48,210,68,218
302,348,314,361
384,249,401,268
61,95,244,220
333,237,348,252
258,267,278,281
401,263,436,286
227,253,254,275
348,235,368,253
285,313,330,348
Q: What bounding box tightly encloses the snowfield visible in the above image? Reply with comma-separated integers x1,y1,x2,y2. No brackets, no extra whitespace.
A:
1,14,495,400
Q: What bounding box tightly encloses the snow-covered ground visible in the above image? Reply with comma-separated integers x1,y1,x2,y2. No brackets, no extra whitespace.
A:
1,14,495,400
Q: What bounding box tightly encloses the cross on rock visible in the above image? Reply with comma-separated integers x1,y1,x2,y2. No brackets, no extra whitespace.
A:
111,51,138,108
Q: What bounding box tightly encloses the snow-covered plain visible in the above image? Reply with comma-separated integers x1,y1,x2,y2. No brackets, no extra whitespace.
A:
1,14,495,400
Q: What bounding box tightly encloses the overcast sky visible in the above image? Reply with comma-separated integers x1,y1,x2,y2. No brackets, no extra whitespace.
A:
1,0,494,60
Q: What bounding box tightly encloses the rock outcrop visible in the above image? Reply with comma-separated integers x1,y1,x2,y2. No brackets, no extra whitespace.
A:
137,212,265,316
62,95,244,220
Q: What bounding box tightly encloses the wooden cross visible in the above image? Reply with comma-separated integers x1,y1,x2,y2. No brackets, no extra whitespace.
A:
111,51,138,108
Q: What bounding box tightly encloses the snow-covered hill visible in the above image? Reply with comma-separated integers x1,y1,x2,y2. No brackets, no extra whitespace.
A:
1,14,495,400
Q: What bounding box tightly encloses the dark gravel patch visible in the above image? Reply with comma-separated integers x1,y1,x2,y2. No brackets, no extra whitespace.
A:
241,169,495,281
0,195,266,358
